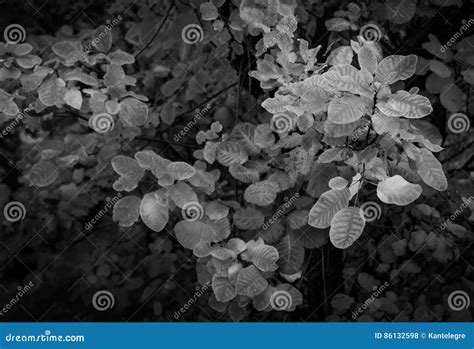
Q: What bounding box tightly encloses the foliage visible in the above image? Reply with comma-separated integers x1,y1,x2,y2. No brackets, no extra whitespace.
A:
0,0,472,322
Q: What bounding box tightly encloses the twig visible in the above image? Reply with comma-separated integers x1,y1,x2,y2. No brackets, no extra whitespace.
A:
174,82,238,119
134,0,176,59
135,136,200,149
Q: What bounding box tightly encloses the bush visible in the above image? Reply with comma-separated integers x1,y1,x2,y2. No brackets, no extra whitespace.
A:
0,0,472,322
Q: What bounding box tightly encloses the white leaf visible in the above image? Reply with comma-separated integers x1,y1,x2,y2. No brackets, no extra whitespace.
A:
358,46,378,74
308,188,351,228
113,196,141,227
382,90,432,119
377,175,422,205
140,192,169,232
415,148,447,191
244,180,279,206
327,96,365,124
216,141,248,166
63,88,82,109
375,55,417,84
329,207,365,249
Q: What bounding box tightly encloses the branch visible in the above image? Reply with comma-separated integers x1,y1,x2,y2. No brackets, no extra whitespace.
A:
134,0,176,59
135,136,200,149
174,82,238,119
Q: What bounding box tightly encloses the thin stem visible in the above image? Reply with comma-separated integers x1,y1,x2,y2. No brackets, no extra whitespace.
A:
174,82,238,119
135,136,200,149
134,0,176,59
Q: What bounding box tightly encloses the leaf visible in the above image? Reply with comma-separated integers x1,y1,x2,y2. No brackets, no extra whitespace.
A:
134,150,171,179
205,201,229,220
325,18,354,32
327,46,354,66
380,90,432,118
323,66,370,95
104,64,125,86
140,192,169,232
415,148,447,191
440,83,464,112
113,196,141,227
63,88,82,109
168,182,198,208
231,123,260,155
212,277,236,303
64,69,99,86
119,98,148,126
275,234,305,274
92,25,113,52
200,1,219,21
329,207,365,249
233,207,264,230
377,175,422,205
251,245,279,272
386,0,416,24
51,41,84,64
216,141,248,166
25,161,59,187
327,96,366,124
331,294,355,312
235,265,268,298
244,180,279,206
174,220,226,250
38,77,66,107
308,188,351,229
306,162,338,198
375,55,417,85
358,46,378,74
166,162,196,180
328,177,349,190
111,155,145,192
